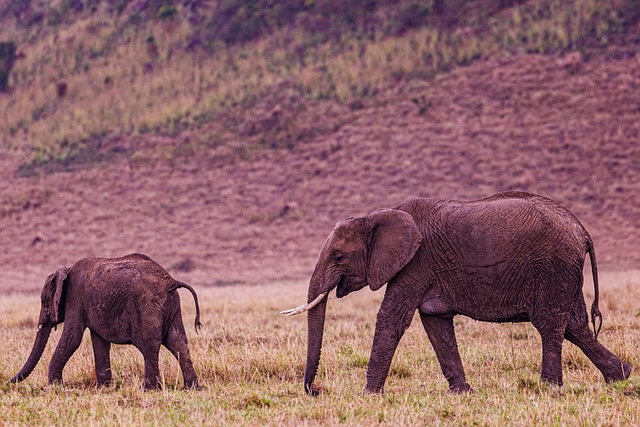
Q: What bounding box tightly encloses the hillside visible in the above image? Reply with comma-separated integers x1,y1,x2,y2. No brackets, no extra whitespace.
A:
0,0,639,292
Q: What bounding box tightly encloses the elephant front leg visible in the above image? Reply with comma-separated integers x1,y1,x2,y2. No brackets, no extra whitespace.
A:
48,325,85,384
364,305,416,394
90,330,112,386
419,313,471,393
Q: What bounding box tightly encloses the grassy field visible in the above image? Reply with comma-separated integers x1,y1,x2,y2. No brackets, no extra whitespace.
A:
1,272,640,426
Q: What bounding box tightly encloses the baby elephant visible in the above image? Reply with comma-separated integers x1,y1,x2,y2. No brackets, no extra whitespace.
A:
10,253,202,390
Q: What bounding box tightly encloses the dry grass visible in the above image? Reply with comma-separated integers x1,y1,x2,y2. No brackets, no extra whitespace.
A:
1,270,640,425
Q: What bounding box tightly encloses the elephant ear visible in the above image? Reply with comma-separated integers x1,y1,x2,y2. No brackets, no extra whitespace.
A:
49,266,68,324
366,209,422,291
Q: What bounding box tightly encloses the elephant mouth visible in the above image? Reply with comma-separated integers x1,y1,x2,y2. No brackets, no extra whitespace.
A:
336,276,347,298
336,276,367,298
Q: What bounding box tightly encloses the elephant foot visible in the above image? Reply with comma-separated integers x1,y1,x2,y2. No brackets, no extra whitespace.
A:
96,372,112,387
143,379,162,391
540,375,563,387
184,381,202,391
604,361,632,383
305,383,321,397
143,385,161,391
47,377,63,385
448,382,473,394
362,385,384,395
96,379,112,388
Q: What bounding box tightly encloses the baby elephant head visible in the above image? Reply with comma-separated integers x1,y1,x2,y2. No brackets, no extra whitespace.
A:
282,208,422,395
10,266,69,384
39,266,69,327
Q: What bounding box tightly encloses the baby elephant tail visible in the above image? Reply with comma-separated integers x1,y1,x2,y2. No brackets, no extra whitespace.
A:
172,281,203,334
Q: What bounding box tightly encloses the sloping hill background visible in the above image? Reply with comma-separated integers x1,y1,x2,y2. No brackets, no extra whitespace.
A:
1,0,639,291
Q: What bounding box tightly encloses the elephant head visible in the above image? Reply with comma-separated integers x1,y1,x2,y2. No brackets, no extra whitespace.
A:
10,266,68,383
40,266,68,326
282,209,422,395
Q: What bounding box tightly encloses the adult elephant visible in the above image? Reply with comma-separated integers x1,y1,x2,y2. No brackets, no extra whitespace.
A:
283,191,631,395
10,253,202,390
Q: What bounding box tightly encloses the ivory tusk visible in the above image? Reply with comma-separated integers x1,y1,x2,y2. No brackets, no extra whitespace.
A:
280,292,327,316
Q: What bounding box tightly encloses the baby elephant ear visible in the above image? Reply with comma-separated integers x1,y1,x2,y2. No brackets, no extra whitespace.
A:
366,209,422,291
52,266,69,324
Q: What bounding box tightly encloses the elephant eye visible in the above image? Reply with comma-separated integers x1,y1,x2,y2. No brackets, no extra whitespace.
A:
333,252,345,262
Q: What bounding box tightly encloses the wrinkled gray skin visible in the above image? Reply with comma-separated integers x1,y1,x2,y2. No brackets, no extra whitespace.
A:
303,191,631,395
10,253,202,390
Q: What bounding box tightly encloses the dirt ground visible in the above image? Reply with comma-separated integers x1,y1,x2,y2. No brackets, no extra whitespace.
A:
1,50,639,292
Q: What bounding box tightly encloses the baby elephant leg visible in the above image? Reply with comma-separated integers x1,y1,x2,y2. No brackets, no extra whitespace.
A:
163,313,200,390
48,325,84,384
137,340,163,390
90,330,112,386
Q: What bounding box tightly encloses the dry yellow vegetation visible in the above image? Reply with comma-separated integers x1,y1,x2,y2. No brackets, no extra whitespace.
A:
1,270,639,425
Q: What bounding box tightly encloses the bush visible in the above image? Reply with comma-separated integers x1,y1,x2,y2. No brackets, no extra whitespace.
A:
0,40,16,92
157,5,177,20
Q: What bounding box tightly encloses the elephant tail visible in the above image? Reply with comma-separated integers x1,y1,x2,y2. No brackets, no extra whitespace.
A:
173,281,203,334
587,238,602,341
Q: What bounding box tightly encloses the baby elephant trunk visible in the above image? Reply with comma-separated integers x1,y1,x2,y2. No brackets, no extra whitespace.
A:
9,324,52,383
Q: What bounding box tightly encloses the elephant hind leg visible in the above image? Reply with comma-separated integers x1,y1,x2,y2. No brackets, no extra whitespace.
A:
163,315,200,390
564,295,632,382
419,313,471,393
136,340,162,390
90,330,112,386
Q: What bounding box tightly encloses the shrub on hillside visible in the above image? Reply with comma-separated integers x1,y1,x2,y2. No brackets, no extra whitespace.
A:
0,40,16,92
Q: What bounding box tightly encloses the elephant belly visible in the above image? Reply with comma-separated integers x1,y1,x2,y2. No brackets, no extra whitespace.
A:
419,296,530,323
452,298,531,323
89,324,134,345
456,303,531,323
94,330,133,345
493,313,530,323
422,272,532,322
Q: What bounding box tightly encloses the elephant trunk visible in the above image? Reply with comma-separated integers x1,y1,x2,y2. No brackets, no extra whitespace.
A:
302,253,341,396
10,324,52,383
304,294,328,396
